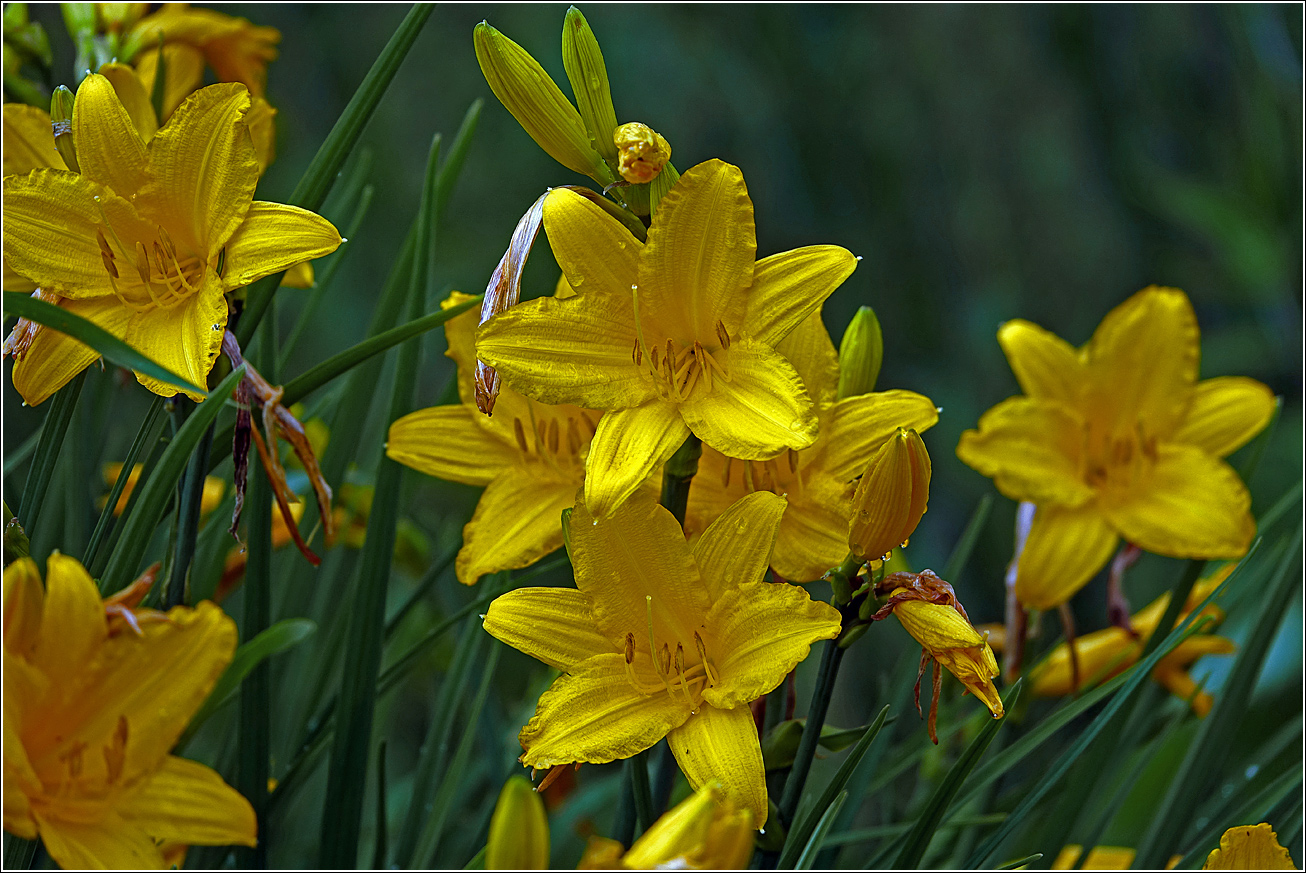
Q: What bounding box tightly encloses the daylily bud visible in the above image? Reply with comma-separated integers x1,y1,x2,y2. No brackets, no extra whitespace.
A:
561,7,619,168
96,3,148,32
49,85,80,174
60,4,96,41
848,428,930,563
473,22,613,185
837,306,883,399
614,121,671,184
621,782,755,870
485,776,549,870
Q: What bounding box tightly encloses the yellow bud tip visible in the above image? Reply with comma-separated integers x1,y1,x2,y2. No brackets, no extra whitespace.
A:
614,121,671,184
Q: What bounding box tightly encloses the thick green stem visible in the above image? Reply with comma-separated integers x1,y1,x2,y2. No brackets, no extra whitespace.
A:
659,434,702,524
630,748,654,834
778,638,846,828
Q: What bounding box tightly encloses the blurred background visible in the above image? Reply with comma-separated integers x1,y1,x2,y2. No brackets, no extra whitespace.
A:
5,4,1302,866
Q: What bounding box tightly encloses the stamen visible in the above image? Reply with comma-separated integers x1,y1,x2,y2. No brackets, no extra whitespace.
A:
694,632,718,686
631,336,642,366
103,716,128,784
674,643,695,707
630,284,651,370
548,418,559,454
535,765,568,793
715,319,731,349
787,448,799,474
721,456,733,488
513,417,530,453
701,345,731,383
742,461,756,493
566,417,582,456
645,596,662,678
650,343,661,372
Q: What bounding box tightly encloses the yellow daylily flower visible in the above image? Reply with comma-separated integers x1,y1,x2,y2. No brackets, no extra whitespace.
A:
127,4,279,105
1027,568,1236,715
1203,823,1296,870
579,781,755,870
957,287,1276,611
485,776,550,870
477,159,859,518
102,461,225,517
848,428,932,565
874,570,1003,743
2,74,341,406
483,491,842,824
389,292,629,585
3,554,255,868
685,310,938,581
1051,845,1181,869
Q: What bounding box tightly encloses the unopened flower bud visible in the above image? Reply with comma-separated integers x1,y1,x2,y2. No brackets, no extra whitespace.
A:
837,306,883,399
621,782,755,869
50,85,79,174
848,428,930,563
561,7,619,168
614,122,671,184
473,22,613,185
485,776,549,870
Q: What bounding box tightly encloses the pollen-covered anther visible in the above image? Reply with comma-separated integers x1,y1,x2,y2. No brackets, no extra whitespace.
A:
693,631,718,686
103,716,128,784
513,417,530,453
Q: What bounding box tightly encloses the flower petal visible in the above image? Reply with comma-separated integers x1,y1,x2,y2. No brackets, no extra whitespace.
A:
702,580,840,710
1015,503,1119,611
140,82,258,254
747,245,858,347
680,338,817,460
3,558,45,656
134,42,206,120
456,472,578,585
10,295,136,406
3,169,153,298
640,159,755,340
583,403,689,519
220,202,341,289
98,63,159,142
519,653,691,768
1203,824,1296,870
3,104,64,174
771,475,857,582
1101,444,1254,559
774,308,840,409
27,553,106,684
118,755,256,848
483,587,613,671
691,492,786,601
1083,286,1198,441
386,406,514,487
955,397,1093,507
667,705,768,826
1172,376,1277,459
73,73,149,195
542,187,641,297
570,492,709,649
683,449,747,539
996,319,1084,406
123,281,226,400
818,390,939,482
33,809,162,870
477,294,656,410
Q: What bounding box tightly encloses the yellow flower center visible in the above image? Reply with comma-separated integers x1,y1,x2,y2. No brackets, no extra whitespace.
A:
621,596,719,709
719,449,805,498
508,405,599,478
1083,420,1159,494
94,209,207,313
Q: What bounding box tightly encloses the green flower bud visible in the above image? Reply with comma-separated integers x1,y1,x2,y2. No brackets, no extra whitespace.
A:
561,7,619,168
485,776,549,870
50,85,79,174
837,306,883,399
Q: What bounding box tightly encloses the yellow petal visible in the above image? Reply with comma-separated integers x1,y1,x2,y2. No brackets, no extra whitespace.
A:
456,473,578,585
583,403,689,519
519,653,691,768
1172,376,1277,459
667,705,768,826
27,553,106,684
848,428,931,563
1015,503,1119,611
623,782,756,870
639,159,755,339
818,390,939,482
118,755,256,848
485,776,549,870
477,294,655,410
473,23,611,182
893,600,986,651
683,448,747,541
956,397,1094,507
570,493,708,648
774,308,840,409
691,492,787,601
747,245,859,347
123,282,226,400
34,809,163,870
561,8,619,168
1203,823,1296,870
221,202,341,290
3,169,154,298
702,580,840,710
484,587,612,672
3,558,45,657
1101,444,1253,559
98,62,159,142
541,187,641,297
679,338,817,460
1052,845,1138,870
770,475,858,583
1029,627,1138,697
73,73,149,195
140,82,258,254
996,319,1084,406
9,295,135,407
386,406,515,487
3,104,64,174
1082,286,1198,441
133,42,205,120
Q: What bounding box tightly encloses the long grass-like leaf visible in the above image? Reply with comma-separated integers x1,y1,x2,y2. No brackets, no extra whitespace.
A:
16,370,85,540
795,791,848,870
3,292,206,395
3,427,41,478
941,494,993,583
1173,768,1302,869
893,683,1019,869
97,365,244,594
81,396,165,569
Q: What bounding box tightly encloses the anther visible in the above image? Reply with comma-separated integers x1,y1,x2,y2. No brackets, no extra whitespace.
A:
547,418,560,454
566,417,582,455
721,456,733,488
715,320,731,349
694,631,718,686
787,448,799,474
513,417,530,453
624,632,635,664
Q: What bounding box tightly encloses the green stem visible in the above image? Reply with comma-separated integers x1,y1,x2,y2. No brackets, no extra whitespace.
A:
630,749,654,834
658,434,701,524
778,638,846,829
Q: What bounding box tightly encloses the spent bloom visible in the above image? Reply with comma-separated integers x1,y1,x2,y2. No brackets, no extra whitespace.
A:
3,554,255,868
3,74,340,405
685,310,938,582
579,781,754,870
483,491,841,824
477,158,858,518
957,287,1275,611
